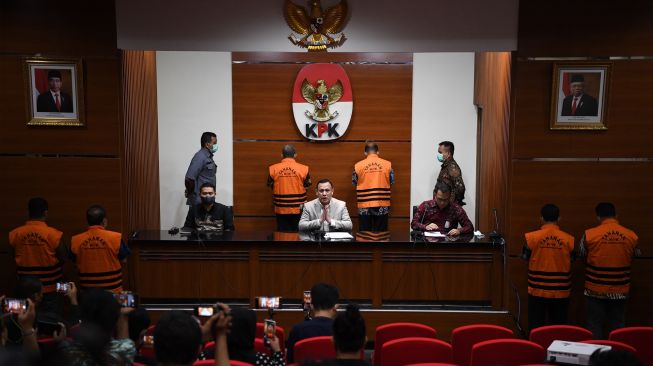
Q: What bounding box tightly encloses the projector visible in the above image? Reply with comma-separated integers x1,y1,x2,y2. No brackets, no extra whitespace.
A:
547,340,611,365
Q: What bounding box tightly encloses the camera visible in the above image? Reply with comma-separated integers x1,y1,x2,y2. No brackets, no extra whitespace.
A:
256,296,281,310
113,291,136,308
56,282,70,293
2,298,27,314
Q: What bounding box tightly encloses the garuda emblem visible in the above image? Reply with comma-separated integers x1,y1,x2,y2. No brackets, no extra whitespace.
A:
301,79,343,122
284,0,348,51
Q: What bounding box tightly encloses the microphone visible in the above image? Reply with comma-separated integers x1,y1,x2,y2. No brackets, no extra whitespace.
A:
489,208,502,241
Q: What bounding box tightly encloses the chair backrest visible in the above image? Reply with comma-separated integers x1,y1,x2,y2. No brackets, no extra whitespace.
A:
609,326,653,366
451,324,514,366
254,338,267,354
581,340,638,355
381,337,452,366
529,325,593,350
374,323,438,366
255,322,286,354
294,335,336,364
470,339,546,366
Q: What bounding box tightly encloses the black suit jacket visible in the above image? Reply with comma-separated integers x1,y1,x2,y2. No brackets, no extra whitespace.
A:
561,94,598,116
36,91,74,113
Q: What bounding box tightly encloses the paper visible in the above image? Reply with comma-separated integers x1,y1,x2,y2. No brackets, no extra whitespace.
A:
424,231,446,237
324,232,354,239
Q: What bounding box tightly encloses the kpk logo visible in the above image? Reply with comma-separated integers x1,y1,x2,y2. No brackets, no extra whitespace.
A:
292,64,353,141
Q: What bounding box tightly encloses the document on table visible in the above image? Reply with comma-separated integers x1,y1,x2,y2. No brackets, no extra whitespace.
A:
324,232,354,240
424,231,446,238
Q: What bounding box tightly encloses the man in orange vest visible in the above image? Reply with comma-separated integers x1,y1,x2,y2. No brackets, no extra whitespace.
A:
580,202,640,339
352,142,394,231
268,145,311,231
71,205,130,293
521,204,575,332
9,197,65,297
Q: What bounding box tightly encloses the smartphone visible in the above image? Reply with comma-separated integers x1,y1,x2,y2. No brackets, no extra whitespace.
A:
263,319,276,348
37,321,63,337
257,296,281,309
113,291,136,308
56,282,69,293
142,334,154,346
302,290,312,311
196,306,215,317
2,298,27,314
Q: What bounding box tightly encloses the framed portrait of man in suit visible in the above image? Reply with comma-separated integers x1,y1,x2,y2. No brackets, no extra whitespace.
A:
24,58,85,126
550,62,611,130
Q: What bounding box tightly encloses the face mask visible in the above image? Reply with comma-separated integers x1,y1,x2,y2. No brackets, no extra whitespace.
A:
211,144,218,154
437,153,445,162
201,196,215,205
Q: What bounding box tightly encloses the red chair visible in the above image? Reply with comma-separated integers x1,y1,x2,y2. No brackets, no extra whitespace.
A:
381,337,453,366
133,363,147,366
203,341,216,352
256,323,286,355
194,361,254,366
581,340,638,354
470,339,546,366
406,364,458,366
609,327,653,366
373,323,438,366
293,336,336,363
254,338,267,354
451,324,514,366
529,325,593,350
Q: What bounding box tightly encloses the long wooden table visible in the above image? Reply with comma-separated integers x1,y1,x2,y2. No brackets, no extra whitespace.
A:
128,230,505,309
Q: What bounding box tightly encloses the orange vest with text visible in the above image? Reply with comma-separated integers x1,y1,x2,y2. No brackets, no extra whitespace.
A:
355,154,392,209
525,223,575,298
8,221,63,293
269,158,309,214
71,226,123,293
584,218,638,295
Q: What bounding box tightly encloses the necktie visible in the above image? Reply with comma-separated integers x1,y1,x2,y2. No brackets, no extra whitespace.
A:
55,94,61,111
571,97,577,115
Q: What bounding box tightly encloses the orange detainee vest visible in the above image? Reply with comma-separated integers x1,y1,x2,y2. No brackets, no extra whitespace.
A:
584,218,638,295
269,158,309,214
71,226,123,293
8,221,63,293
525,224,575,298
355,154,392,208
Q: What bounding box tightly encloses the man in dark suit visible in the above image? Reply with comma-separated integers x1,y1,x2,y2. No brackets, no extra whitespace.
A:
36,70,74,113
561,74,598,116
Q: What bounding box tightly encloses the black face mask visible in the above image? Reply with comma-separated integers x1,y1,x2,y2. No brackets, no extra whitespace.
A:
201,196,215,205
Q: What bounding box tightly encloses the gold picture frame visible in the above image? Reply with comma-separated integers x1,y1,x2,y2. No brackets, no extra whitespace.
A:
24,58,85,127
550,62,611,130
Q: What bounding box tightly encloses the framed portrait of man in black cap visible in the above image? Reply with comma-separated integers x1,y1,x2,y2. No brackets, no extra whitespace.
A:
24,58,85,126
550,62,611,130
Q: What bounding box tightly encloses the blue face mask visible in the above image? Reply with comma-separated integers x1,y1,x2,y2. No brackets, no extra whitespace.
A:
211,144,218,154
437,153,445,162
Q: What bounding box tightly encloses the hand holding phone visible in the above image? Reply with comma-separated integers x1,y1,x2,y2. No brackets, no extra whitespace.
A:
196,306,215,317
114,291,137,308
3,298,27,314
263,319,276,349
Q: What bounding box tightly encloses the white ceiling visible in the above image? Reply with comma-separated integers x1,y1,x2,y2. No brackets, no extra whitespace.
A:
115,0,518,52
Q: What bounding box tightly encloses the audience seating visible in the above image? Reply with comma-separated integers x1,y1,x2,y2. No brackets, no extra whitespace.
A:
203,341,216,353
293,336,337,364
470,339,546,366
609,327,653,366
381,337,453,366
529,325,593,350
580,340,638,355
451,324,514,366
373,322,438,366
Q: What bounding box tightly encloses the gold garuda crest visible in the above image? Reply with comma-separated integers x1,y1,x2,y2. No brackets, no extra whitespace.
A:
301,79,343,121
284,0,348,51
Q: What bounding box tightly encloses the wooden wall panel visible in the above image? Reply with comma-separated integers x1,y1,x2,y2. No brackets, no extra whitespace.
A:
512,60,653,158
234,141,411,218
233,64,413,141
121,51,160,231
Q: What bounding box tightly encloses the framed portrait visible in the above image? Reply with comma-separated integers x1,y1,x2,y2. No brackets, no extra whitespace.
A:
24,58,85,126
550,62,611,130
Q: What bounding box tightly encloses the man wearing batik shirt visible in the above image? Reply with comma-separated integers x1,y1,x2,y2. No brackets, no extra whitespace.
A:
436,140,466,206
411,183,473,236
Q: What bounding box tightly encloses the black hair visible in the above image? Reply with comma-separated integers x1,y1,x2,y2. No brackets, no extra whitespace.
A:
200,182,216,192
128,307,151,344
316,179,333,189
48,70,62,80
590,349,642,366
333,303,366,354
75,289,122,365
541,204,560,222
15,276,42,300
201,132,217,147
86,205,106,226
310,283,339,311
433,182,452,195
439,141,455,155
364,141,379,154
226,308,257,365
28,197,48,219
282,144,296,158
595,202,616,218
154,310,202,365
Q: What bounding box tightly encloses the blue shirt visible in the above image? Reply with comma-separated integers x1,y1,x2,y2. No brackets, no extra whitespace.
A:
286,316,334,363
185,148,217,204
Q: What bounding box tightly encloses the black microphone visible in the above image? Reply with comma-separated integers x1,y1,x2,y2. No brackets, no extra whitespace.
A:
489,208,502,241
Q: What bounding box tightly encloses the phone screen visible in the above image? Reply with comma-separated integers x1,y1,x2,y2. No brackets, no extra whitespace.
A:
3,298,27,314
258,296,280,309
263,319,276,347
302,290,311,311
56,282,69,293
197,306,214,317
114,292,136,308
142,335,154,346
